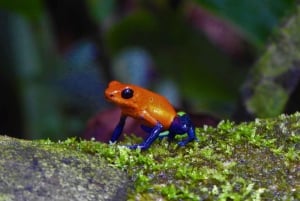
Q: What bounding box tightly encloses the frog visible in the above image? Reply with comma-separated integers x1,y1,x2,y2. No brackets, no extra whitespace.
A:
104,80,197,150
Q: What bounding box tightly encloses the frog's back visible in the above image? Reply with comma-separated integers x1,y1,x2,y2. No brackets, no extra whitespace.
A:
135,87,177,128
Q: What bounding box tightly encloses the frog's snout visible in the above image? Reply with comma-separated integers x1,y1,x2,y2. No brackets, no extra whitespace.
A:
104,89,114,100
105,80,121,100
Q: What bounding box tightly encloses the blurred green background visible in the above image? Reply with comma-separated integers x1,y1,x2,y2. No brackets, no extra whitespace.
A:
0,0,297,140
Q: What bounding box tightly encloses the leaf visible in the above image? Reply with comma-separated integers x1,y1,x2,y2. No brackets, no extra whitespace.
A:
193,0,296,47
0,0,43,21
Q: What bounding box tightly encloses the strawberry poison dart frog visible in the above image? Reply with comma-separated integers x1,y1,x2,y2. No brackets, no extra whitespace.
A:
105,81,197,150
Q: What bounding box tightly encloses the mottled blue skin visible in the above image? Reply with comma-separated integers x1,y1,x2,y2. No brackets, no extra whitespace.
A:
110,112,197,150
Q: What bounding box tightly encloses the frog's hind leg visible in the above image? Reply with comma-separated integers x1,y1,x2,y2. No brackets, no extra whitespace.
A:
178,126,197,146
141,124,167,141
169,112,197,146
167,131,176,142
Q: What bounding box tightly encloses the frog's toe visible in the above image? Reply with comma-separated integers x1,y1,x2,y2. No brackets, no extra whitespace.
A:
127,144,138,149
109,140,117,145
178,141,187,147
178,137,198,146
127,144,148,150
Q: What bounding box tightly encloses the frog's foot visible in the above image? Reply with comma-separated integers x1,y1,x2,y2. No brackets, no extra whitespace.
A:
178,136,198,147
127,144,148,150
109,140,117,145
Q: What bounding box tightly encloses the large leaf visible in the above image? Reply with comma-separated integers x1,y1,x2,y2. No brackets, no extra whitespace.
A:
194,0,296,47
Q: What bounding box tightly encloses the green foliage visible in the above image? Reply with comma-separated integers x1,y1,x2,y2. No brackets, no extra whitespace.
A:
44,112,300,200
86,0,116,23
246,82,289,117
194,0,296,47
242,4,300,118
0,0,43,21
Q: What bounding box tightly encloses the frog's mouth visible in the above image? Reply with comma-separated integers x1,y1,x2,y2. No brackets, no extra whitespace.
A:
104,90,115,102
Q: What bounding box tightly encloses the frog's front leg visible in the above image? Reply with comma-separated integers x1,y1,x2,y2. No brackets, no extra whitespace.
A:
110,115,127,143
128,122,163,150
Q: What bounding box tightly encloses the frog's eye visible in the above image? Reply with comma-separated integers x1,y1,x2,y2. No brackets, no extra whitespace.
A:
121,88,134,99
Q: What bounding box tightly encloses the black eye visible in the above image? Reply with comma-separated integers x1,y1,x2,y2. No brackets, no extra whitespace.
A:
121,88,134,99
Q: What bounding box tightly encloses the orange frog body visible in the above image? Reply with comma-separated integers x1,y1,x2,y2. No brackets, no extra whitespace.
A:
105,80,197,150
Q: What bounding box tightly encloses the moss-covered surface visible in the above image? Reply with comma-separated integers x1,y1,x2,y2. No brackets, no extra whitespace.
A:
1,112,299,200
0,136,131,201
48,112,299,200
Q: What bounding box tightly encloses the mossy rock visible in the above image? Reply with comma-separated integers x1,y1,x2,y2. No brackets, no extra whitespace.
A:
0,136,131,201
77,112,299,200
1,112,299,200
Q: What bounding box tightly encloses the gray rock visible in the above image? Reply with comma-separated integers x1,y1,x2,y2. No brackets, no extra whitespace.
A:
0,136,131,201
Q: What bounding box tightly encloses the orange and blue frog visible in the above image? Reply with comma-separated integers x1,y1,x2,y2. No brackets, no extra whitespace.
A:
105,81,197,150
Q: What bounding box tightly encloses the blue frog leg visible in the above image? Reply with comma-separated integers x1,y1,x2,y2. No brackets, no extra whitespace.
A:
142,125,169,140
169,112,198,146
129,122,163,150
178,126,197,146
110,115,127,143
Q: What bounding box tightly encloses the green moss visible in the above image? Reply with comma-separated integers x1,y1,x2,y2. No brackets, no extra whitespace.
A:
0,194,13,201
36,112,300,200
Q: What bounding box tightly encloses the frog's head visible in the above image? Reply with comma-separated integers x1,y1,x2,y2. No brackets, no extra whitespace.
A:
105,80,138,108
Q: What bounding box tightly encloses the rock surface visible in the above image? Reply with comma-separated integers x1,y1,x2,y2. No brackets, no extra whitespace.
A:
0,136,131,201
